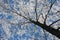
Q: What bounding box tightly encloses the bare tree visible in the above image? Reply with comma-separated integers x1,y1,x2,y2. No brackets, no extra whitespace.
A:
0,0,60,39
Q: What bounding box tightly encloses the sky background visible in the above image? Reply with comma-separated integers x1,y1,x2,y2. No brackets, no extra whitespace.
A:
0,0,60,40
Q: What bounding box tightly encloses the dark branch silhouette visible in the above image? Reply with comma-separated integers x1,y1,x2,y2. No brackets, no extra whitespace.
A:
49,19,60,26
0,0,60,39
12,10,60,39
44,0,56,24
35,0,38,21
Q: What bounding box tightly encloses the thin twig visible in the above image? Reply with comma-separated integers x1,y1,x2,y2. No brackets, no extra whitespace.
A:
44,0,56,24
35,0,38,21
49,19,60,26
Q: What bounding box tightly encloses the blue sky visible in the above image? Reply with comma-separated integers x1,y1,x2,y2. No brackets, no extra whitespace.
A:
0,0,60,40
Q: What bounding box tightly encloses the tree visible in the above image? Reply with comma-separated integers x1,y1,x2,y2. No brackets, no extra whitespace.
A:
0,0,60,40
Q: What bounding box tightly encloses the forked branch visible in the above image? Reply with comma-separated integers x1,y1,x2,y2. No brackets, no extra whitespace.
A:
44,0,56,24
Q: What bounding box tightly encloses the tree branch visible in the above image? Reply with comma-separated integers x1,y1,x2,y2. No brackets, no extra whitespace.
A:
49,10,60,26
35,0,38,21
44,0,56,24
49,19,60,26
43,30,47,40
34,22,60,39
0,1,60,39
7,21,31,25
38,3,45,21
